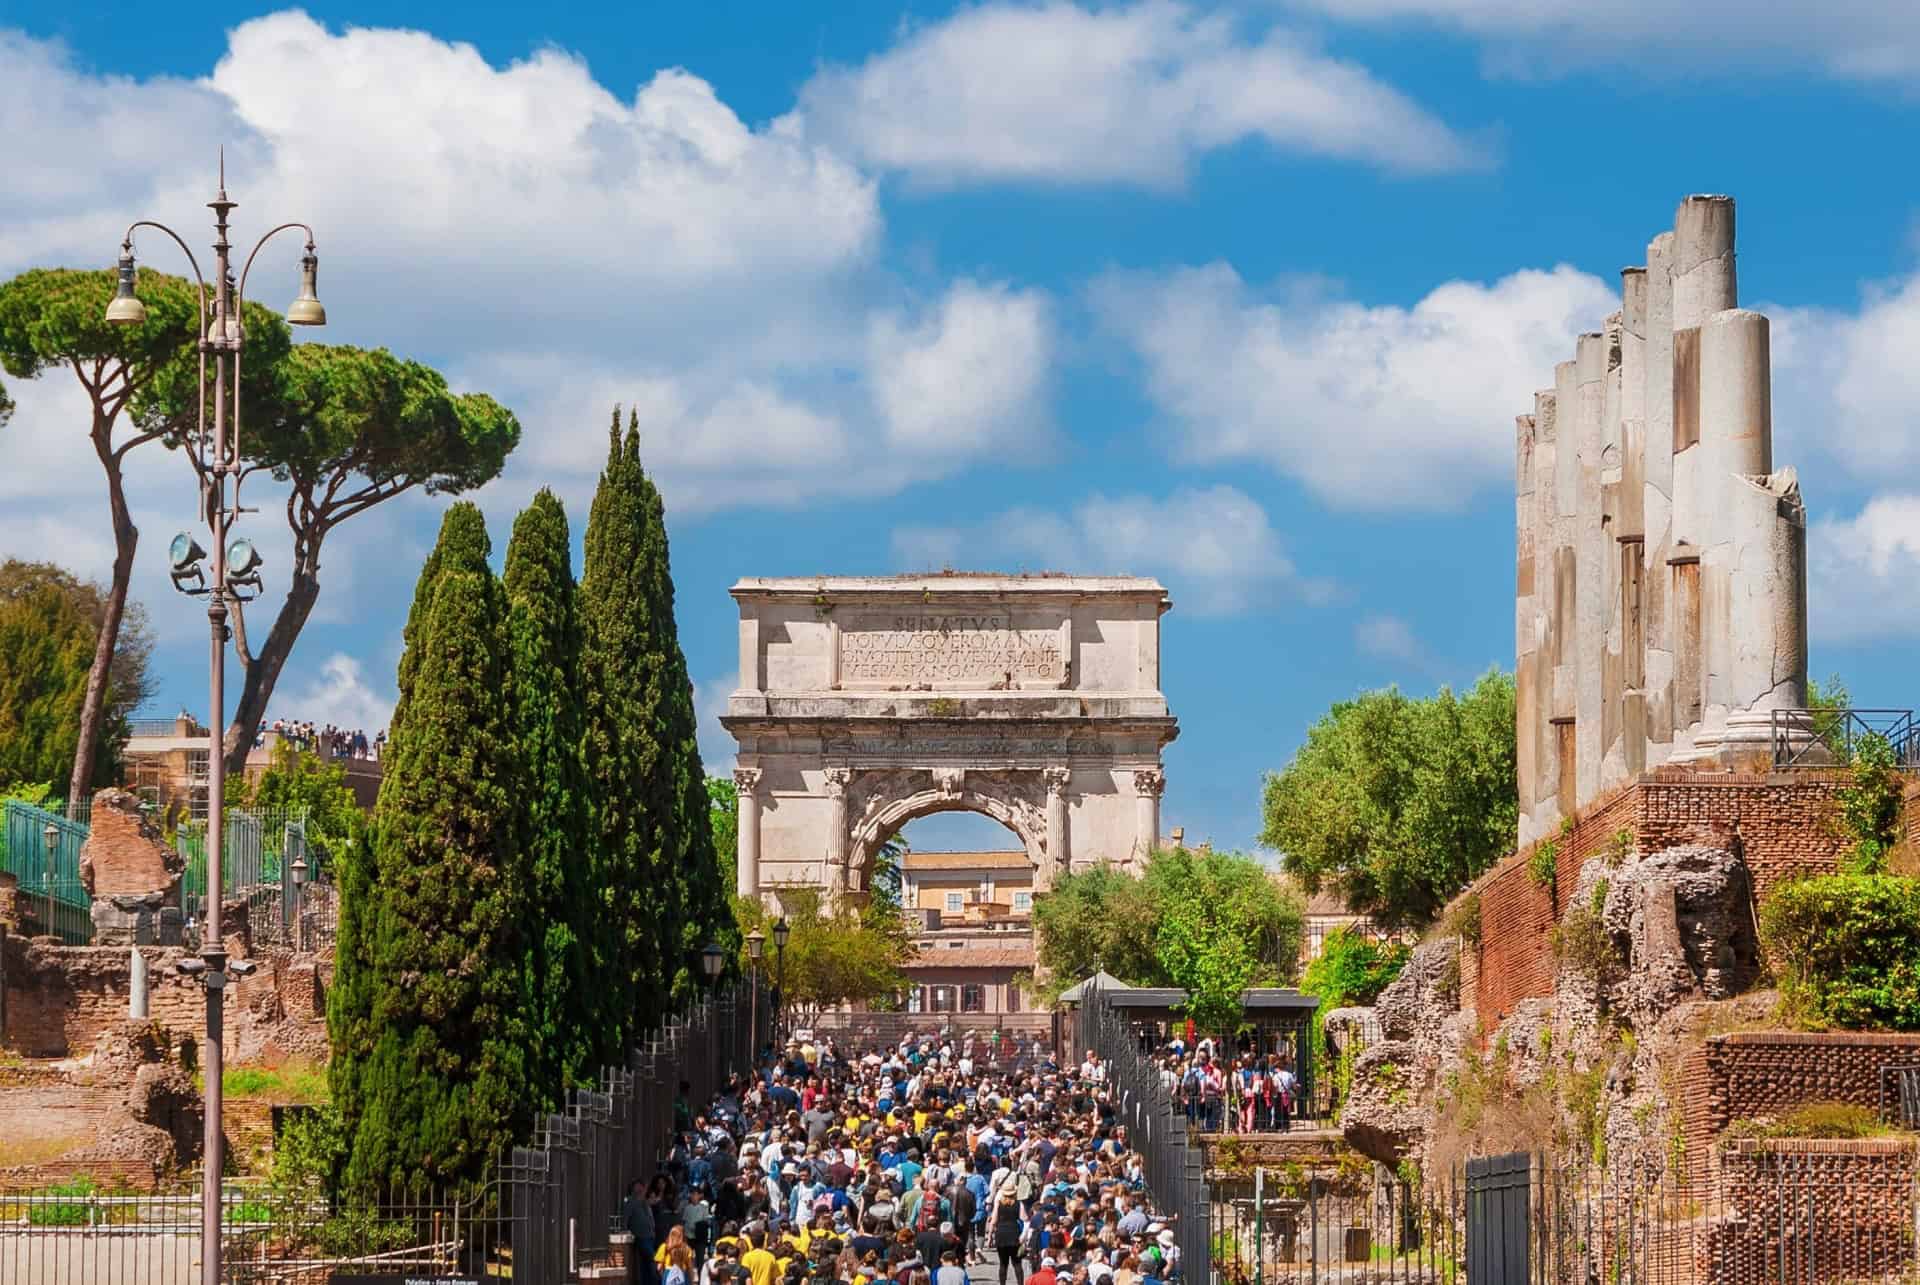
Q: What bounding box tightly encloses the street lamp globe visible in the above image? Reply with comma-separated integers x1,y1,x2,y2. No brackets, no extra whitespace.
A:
771,917,790,952
745,928,766,962
105,252,148,326
699,942,725,983
286,251,326,326
42,821,58,856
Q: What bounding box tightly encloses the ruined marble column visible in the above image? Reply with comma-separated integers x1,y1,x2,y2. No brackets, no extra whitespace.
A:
1044,766,1071,887
1668,196,1737,750
1515,412,1539,834
1574,332,1607,803
1642,233,1677,762
1528,389,1560,843
1697,309,1773,728
1551,359,1579,737
1618,269,1650,778
823,767,851,895
734,767,763,898
1725,471,1808,727
1133,768,1164,859
1599,311,1630,793
130,947,149,1019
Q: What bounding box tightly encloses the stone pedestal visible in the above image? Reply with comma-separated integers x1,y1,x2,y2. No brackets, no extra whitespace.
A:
92,892,169,947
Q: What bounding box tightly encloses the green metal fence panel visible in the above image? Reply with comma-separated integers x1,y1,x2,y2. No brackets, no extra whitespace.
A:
177,807,307,931
1,801,94,945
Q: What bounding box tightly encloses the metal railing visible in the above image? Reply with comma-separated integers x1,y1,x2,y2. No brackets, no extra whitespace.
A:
1,801,93,944
1772,707,1920,769
0,985,763,1284
1086,978,1211,1283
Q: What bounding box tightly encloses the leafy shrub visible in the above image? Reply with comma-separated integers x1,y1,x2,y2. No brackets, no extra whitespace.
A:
1604,828,1634,868
1760,874,1920,1029
1528,841,1559,891
1440,892,1481,947
1836,734,1905,875
27,1176,96,1226
1551,903,1621,982
1303,925,1412,1010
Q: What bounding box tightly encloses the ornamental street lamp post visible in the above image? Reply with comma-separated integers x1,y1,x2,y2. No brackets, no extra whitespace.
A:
42,821,57,938
699,943,725,1089
106,155,325,1285
771,916,790,1049
744,928,765,1064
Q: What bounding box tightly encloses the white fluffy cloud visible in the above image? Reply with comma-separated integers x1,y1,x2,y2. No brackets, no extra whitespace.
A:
1809,496,1920,645
272,653,396,734
791,0,1488,188
1093,261,1617,508
892,485,1321,614
1,13,879,355
1289,0,1920,81
1770,276,1920,480
481,277,1055,517
1354,613,1423,664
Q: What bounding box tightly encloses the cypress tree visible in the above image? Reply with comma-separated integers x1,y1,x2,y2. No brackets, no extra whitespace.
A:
633,443,735,1003
343,502,531,1195
579,411,669,1049
502,488,595,1105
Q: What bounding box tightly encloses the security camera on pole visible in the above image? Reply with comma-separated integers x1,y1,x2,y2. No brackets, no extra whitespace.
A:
106,152,326,1285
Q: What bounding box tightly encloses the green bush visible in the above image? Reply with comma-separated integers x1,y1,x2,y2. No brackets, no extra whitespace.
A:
1303,925,1412,1010
1528,840,1559,891
27,1176,96,1226
1440,891,1481,947
1551,902,1621,981
1836,734,1905,875
1760,874,1920,1029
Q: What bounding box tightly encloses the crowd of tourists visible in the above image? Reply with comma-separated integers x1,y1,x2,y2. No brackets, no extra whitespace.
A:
1151,1037,1303,1134
622,1035,1186,1285
254,718,385,760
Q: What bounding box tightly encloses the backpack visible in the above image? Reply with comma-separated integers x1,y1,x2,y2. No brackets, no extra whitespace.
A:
917,1192,943,1233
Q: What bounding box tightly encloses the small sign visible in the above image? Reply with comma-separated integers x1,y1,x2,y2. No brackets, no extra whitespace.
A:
330,1276,480,1285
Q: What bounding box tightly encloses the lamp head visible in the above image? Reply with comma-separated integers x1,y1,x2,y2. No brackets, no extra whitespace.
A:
105,251,148,326
772,917,790,950
291,856,308,887
169,532,207,572
175,958,207,978
286,250,326,326
227,537,262,577
700,942,725,981
42,821,58,854
746,928,766,961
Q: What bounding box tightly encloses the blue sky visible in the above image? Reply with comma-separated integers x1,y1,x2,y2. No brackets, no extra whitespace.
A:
4,2,1920,852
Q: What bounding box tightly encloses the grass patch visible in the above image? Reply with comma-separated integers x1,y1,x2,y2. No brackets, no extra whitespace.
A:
223,1062,329,1104
0,1132,91,1167
1723,1101,1909,1145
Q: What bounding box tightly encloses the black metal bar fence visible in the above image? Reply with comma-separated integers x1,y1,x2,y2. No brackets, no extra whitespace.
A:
1200,1145,1920,1285
0,982,766,1284
1771,707,1920,769
1085,978,1213,1285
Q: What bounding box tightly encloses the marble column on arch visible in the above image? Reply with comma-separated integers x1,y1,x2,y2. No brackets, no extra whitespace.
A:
1133,768,1164,861
823,767,852,896
1043,766,1071,888
733,766,763,899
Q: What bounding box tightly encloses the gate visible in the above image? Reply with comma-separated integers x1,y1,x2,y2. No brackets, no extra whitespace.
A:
1467,1151,1530,1285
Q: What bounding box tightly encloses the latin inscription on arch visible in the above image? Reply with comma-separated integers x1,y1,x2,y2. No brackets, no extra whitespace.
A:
837,611,1065,687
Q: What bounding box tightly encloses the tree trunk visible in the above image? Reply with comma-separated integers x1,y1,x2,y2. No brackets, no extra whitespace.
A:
67,451,136,815
223,565,323,777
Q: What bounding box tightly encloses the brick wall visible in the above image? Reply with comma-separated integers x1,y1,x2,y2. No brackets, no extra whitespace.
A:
1705,1031,1920,1125
1637,770,1850,901
1705,1139,1917,1284
78,790,182,901
1466,771,1854,1027
0,937,328,1060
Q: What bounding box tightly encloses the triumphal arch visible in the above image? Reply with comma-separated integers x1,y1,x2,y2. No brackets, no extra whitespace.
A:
722,575,1178,901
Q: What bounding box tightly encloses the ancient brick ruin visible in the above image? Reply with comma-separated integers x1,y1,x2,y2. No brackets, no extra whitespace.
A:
1515,195,1809,846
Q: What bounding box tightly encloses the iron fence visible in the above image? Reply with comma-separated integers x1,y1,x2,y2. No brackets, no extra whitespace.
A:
1771,707,1920,769
1085,978,1213,1285
0,985,762,1284
1,801,92,944
807,1011,1058,1072
1204,1147,1920,1285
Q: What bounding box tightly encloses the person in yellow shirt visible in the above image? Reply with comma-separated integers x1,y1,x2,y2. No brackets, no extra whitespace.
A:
741,1231,777,1285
